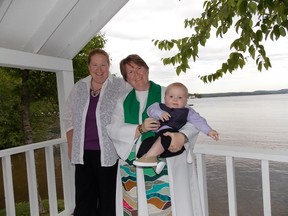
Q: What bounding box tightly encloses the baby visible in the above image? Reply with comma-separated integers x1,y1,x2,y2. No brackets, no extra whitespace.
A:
133,82,219,173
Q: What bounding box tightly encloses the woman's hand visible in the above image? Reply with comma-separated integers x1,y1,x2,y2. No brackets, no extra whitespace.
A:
164,132,187,153
142,117,160,132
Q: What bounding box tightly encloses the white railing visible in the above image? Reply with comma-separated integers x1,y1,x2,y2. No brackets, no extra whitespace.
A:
194,144,288,216
1,140,287,216
0,138,74,216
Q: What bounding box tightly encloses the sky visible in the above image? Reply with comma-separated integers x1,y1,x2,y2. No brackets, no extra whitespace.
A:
101,0,288,94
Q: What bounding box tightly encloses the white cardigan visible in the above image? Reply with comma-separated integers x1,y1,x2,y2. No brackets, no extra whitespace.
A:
63,74,128,166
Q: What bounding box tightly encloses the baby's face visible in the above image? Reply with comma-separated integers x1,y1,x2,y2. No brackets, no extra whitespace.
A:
164,87,187,108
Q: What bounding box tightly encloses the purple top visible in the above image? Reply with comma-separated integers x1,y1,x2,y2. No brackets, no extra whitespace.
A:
84,94,100,150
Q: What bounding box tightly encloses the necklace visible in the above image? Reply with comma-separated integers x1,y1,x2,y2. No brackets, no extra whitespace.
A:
90,79,101,97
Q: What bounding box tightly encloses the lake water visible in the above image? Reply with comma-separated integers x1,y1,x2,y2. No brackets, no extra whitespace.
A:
190,94,288,216
191,93,288,149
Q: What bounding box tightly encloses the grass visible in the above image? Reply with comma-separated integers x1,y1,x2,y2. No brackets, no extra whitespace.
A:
0,199,64,216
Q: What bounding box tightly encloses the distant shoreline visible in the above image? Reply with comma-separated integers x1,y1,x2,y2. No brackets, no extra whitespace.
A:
189,89,288,98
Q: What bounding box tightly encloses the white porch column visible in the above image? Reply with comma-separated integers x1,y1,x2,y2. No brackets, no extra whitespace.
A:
56,69,75,214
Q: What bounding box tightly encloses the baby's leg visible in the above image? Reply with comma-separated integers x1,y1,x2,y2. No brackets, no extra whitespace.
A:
146,137,165,157
159,130,185,158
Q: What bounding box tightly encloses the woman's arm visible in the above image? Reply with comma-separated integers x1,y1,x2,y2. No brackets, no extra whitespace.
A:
66,129,73,160
106,97,139,160
63,85,76,159
164,123,199,152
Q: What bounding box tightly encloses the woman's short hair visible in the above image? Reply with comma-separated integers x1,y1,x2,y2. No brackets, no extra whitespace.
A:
119,54,149,81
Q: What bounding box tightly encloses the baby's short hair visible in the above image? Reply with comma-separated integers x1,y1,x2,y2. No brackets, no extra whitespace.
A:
166,82,189,97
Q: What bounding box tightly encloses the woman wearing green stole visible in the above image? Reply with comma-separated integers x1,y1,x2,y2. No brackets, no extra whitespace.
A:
107,54,203,216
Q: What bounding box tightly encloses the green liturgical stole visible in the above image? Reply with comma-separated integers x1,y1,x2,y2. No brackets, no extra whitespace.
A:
123,81,161,141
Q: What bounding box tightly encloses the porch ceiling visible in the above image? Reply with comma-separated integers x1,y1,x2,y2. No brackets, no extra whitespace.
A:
0,0,129,60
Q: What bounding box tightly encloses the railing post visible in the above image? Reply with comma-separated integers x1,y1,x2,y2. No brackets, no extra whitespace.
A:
226,156,237,216
2,156,16,216
45,146,58,216
196,154,209,216
60,143,75,214
261,160,271,216
26,150,40,216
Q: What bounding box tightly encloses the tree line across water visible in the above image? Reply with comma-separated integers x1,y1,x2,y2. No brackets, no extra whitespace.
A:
190,88,288,98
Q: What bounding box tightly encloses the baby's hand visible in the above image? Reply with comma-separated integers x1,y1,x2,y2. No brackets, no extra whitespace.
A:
160,112,171,122
208,130,219,141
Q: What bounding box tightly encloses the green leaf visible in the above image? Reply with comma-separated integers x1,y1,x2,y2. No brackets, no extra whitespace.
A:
228,0,236,7
257,61,263,71
216,27,223,37
238,0,248,15
260,24,268,34
256,30,263,41
212,18,218,28
282,20,288,29
248,45,255,59
248,1,257,13
153,39,158,46
273,25,280,40
222,63,228,73
171,57,176,65
208,75,212,82
279,27,286,36
176,66,181,75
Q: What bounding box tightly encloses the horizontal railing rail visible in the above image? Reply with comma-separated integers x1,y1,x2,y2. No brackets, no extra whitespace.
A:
194,144,288,216
2,140,287,216
0,138,74,216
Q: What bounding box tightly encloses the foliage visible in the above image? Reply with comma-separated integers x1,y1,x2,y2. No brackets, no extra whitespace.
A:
73,33,106,82
0,199,64,216
23,69,59,143
0,68,59,148
153,0,288,83
0,69,23,148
